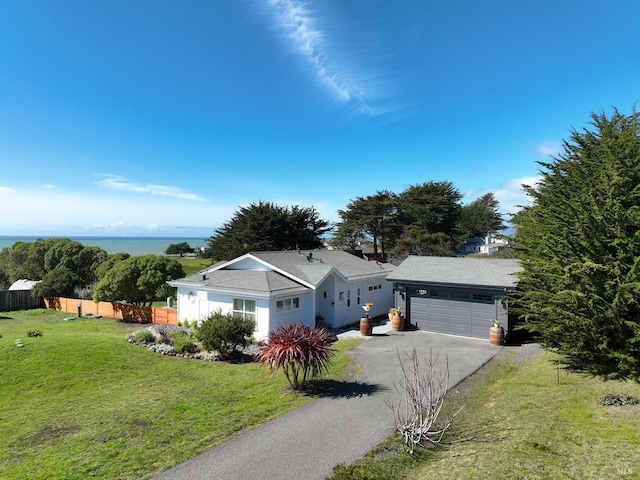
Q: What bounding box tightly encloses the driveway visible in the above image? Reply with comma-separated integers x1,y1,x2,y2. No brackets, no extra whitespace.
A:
153,328,502,480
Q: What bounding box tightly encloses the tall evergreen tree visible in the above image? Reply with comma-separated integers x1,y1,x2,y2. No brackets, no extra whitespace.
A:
205,201,330,260
336,190,398,257
398,181,462,235
512,108,640,379
456,192,506,241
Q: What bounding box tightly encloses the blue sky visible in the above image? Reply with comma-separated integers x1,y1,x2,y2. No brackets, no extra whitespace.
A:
1,0,639,237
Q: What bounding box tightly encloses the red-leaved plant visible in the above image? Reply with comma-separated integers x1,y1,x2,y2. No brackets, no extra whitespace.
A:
256,324,335,390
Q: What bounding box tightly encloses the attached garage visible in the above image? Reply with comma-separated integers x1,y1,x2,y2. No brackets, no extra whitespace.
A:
387,256,521,341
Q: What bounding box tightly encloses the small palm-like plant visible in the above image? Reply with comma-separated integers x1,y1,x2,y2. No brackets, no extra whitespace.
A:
256,324,335,390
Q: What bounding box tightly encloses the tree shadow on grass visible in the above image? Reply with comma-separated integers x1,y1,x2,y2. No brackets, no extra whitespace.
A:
301,379,387,398
219,352,257,364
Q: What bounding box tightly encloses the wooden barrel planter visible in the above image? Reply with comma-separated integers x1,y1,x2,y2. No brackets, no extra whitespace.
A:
489,326,505,345
360,316,373,336
391,313,404,331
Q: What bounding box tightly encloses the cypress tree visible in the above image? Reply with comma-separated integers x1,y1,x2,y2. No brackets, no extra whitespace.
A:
512,108,640,379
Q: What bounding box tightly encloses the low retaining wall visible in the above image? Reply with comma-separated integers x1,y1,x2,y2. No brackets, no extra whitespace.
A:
44,297,177,324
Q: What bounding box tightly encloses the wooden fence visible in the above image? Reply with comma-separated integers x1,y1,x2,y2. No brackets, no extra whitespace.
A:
0,290,45,312
43,297,177,324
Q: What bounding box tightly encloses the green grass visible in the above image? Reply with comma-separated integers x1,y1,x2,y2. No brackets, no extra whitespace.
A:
0,309,363,480
331,347,640,480
173,257,214,277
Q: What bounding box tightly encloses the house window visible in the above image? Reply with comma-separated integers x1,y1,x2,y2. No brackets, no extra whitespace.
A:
429,290,447,298
347,290,351,307
338,291,345,302
276,296,300,312
451,291,469,300
357,288,361,305
233,298,256,320
472,293,493,302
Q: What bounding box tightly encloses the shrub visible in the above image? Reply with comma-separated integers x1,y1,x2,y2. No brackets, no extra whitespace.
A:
256,323,335,390
194,350,218,361
148,343,175,355
599,393,640,406
170,331,198,354
196,309,256,358
75,285,94,300
128,329,155,344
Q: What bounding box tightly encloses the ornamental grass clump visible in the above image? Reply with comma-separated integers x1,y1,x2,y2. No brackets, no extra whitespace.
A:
170,330,198,354
127,328,156,344
256,323,335,391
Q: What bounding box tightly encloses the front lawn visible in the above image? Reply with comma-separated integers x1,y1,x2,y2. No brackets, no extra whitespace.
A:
331,345,640,479
0,309,362,479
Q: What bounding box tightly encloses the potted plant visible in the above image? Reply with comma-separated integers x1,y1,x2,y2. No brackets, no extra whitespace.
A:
360,303,374,336
489,319,504,345
389,307,404,331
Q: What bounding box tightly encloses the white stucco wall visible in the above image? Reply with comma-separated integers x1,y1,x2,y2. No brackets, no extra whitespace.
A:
318,274,394,329
176,287,270,339
176,271,394,339
268,291,315,336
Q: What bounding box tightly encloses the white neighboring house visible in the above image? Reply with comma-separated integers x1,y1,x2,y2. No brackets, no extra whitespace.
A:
167,250,396,341
460,235,511,256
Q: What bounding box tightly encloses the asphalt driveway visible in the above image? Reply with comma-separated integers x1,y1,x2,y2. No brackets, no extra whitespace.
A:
153,328,502,480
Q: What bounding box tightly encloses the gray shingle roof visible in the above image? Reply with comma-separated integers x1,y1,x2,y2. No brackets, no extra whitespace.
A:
251,250,394,285
386,256,521,289
169,249,395,296
170,270,308,296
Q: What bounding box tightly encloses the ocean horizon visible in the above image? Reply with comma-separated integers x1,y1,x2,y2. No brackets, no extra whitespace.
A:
0,236,209,256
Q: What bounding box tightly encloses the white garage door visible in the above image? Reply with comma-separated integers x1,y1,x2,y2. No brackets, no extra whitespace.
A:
409,287,495,339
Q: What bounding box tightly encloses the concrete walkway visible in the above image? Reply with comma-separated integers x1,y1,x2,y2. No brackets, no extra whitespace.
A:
153,324,502,480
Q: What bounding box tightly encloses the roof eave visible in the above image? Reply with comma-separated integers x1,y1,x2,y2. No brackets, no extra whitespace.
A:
388,279,517,290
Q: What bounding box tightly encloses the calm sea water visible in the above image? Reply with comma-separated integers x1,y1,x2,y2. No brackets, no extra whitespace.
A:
0,236,208,256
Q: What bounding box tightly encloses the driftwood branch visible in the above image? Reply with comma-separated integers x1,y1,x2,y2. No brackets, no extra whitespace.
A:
386,347,464,454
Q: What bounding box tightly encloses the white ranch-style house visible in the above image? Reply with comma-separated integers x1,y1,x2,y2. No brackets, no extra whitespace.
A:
167,250,395,341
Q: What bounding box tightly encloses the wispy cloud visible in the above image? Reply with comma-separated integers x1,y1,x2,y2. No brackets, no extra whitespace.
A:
262,0,387,114
0,184,231,235
536,141,562,157
493,176,541,214
96,174,206,201
462,175,541,217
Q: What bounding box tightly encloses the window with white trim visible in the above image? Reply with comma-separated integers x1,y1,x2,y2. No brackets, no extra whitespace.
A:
233,298,256,321
276,296,300,312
